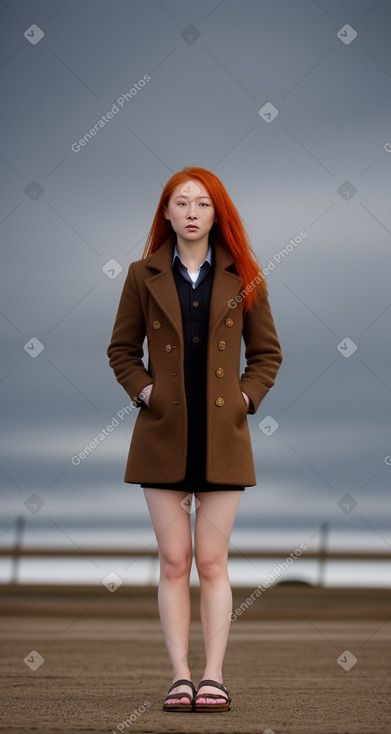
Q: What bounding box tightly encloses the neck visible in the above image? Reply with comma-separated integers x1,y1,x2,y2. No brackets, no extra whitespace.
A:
176,234,209,270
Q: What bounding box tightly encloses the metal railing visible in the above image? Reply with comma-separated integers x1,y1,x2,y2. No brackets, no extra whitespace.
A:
1,516,390,585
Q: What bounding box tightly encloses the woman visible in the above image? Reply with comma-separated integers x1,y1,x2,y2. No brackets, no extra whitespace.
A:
107,167,282,712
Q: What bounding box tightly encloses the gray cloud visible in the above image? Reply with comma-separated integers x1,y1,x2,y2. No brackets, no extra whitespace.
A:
1,1,390,569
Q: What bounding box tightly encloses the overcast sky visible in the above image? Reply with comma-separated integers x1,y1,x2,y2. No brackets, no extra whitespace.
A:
1,0,390,561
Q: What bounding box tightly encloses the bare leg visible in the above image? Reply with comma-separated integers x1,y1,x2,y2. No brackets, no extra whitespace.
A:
194,490,243,704
143,488,193,705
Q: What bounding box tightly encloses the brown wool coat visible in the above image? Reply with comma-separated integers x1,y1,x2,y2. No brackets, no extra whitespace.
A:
107,234,283,486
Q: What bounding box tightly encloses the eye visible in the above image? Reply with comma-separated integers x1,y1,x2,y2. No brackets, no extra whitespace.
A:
200,202,209,207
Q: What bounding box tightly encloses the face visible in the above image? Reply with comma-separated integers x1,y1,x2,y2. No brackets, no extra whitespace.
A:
163,180,217,242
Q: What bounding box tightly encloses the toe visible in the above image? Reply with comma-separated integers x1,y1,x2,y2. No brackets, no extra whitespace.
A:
196,695,227,704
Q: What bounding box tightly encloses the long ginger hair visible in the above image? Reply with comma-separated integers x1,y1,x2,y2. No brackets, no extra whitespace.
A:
142,167,267,311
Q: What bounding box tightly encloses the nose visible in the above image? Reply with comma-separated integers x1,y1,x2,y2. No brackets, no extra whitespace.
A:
187,202,198,219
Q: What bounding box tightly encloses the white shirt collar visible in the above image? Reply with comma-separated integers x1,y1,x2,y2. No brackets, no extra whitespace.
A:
172,242,212,271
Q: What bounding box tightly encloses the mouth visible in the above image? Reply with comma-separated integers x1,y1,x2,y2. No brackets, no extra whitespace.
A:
186,225,199,230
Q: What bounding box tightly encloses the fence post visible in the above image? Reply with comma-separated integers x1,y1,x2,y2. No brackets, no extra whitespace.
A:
10,516,25,585
318,520,329,587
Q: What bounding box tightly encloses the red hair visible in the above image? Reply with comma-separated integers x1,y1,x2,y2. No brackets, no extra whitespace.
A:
142,167,267,311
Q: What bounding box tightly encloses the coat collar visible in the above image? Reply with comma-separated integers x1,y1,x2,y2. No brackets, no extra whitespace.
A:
144,233,242,337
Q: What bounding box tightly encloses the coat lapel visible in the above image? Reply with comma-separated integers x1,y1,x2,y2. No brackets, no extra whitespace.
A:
143,233,243,337
208,239,242,333
144,235,183,336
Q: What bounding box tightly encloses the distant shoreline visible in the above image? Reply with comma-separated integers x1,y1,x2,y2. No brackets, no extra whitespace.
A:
1,584,390,620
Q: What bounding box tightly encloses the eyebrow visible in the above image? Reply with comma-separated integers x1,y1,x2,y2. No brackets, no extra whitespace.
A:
174,195,211,200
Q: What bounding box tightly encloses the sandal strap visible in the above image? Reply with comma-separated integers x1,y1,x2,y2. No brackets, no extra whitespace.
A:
196,679,231,702
164,693,192,703
166,678,196,696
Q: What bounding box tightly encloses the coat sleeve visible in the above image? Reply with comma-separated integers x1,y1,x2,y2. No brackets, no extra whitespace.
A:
107,263,152,406
239,291,283,415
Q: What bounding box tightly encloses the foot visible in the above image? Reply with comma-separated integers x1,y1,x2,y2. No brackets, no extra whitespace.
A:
195,678,228,706
163,679,195,707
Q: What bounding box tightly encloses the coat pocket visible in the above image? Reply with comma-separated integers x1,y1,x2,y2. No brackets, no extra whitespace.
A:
235,381,249,420
147,383,155,410
147,383,163,417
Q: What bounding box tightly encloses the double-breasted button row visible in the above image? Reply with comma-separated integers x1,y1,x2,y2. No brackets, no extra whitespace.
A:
215,323,232,404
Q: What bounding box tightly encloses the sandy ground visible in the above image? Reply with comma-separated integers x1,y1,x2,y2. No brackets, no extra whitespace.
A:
1,585,390,734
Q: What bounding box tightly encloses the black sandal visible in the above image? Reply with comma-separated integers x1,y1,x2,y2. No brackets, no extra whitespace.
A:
194,679,231,712
162,678,196,712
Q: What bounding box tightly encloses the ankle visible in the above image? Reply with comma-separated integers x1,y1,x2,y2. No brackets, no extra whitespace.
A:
172,669,191,683
201,671,223,683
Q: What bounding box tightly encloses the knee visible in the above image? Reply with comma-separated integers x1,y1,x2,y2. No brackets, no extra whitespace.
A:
160,552,192,581
195,551,227,581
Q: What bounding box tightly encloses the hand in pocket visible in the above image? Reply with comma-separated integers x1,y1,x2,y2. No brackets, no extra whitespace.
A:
241,391,250,410
139,383,153,406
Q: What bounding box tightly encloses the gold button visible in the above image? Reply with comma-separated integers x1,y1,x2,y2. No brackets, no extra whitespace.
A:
216,367,224,378
192,336,200,343
225,317,234,327
172,401,179,405
215,397,225,407
165,344,172,352
152,320,161,329
192,300,200,308
218,340,226,350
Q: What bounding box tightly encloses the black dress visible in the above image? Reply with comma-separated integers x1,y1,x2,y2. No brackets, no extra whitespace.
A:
141,247,245,493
